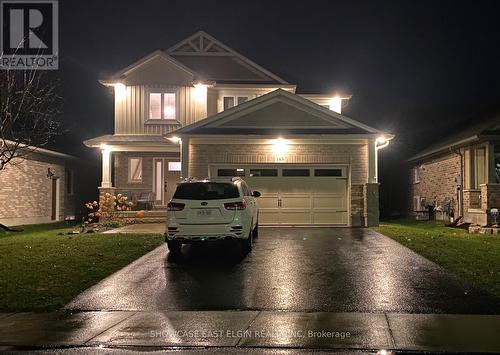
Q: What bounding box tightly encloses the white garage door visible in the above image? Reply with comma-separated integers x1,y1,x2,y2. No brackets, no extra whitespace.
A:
210,165,348,226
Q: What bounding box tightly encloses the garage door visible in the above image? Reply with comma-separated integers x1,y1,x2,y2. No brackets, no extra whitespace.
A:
210,165,348,226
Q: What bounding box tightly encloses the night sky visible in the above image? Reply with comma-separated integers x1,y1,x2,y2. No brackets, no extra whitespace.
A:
54,0,500,216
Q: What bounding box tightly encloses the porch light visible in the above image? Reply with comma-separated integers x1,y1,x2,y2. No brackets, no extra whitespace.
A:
272,137,289,155
168,136,181,144
100,143,109,152
113,83,127,102
193,82,208,103
329,96,342,114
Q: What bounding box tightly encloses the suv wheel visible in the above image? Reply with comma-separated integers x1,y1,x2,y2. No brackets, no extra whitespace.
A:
241,230,253,253
253,222,259,239
167,240,182,255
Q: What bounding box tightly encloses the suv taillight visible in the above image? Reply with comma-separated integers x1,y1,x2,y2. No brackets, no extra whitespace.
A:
167,202,185,211
224,200,246,210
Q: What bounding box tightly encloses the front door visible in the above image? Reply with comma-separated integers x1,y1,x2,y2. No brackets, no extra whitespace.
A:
153,159,181,206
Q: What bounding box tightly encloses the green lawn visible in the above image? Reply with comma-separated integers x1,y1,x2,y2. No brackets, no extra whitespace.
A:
0,222,163,312
375,220,500,297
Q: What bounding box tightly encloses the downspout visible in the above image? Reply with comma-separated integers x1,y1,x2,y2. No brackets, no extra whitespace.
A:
450,147,464,221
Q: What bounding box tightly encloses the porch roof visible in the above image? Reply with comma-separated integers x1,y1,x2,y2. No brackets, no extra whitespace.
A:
83,134,174,148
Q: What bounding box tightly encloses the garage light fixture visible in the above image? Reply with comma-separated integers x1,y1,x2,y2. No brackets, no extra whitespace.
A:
375,136,390,150
272,137,288,156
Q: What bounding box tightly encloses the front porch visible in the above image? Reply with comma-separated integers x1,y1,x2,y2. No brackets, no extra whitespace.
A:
464,183,500,226
84,134,182,214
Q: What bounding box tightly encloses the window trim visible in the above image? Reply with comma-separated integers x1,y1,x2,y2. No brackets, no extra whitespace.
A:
128,157,143,183
146,88,180,124
222,95,250,111
414,165,421,184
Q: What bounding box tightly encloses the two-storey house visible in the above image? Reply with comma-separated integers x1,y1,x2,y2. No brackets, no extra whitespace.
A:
84,31,393,227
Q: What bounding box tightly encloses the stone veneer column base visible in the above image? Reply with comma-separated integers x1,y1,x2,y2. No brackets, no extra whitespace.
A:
97,187,116,221
364,183,380,227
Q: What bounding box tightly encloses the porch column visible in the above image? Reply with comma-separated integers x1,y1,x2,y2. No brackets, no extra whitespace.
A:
101,146,112,188
180,137,189,179
368,139,377,183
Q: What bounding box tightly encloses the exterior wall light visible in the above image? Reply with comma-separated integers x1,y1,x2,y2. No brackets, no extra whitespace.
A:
193,83,208,103
375,136,390,150
114,83,127,102
168,136,182,144
272,138,289,162
100,143,109,152
329,96,342,114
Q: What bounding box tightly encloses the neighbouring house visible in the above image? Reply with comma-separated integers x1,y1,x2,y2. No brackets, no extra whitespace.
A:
407,116,500,225
0,145,80,226
84,31,393,227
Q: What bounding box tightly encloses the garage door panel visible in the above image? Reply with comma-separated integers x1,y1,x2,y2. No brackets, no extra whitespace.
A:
256,194,279,209
280,210,311,224
214,165,349,226
259,210,280,225
280,194,311,209
313,211,348,224
313,194,346,209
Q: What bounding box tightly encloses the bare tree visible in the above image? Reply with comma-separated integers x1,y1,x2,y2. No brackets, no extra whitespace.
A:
0,52,62,170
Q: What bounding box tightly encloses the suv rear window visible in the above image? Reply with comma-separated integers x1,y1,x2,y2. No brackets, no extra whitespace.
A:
173,182,240,200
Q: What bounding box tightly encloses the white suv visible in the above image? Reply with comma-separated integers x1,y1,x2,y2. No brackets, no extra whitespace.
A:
165,177,260,255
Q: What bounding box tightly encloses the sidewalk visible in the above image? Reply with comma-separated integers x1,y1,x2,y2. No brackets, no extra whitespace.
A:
0,311,499,353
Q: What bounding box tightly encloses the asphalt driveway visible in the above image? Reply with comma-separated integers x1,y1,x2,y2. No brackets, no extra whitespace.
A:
66,228,500,314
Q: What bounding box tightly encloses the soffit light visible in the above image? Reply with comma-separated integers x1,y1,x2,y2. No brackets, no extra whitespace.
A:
113,83,127,101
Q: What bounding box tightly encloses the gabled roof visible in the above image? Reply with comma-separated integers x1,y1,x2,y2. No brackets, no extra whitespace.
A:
166,31,289,85
407,115,500,162
100,50,198,84
174,89,390,136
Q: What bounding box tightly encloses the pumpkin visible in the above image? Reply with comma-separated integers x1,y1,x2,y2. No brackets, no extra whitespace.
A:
135,210,145,218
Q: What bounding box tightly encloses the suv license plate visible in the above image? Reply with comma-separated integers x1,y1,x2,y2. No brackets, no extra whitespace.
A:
197,209,212,216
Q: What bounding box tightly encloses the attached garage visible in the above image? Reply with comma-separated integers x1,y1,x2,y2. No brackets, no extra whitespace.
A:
210,165,348,225
174,89,393,227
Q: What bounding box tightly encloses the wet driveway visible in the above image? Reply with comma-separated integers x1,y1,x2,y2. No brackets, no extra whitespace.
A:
66,228,500,314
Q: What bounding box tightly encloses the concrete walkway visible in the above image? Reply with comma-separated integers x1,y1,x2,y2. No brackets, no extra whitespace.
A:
0,311,499,353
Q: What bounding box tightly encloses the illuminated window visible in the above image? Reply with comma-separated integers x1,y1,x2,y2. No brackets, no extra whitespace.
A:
129,158,142,182
149,92,176,120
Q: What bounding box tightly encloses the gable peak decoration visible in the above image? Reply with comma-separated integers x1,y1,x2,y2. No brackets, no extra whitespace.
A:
168,31,232,55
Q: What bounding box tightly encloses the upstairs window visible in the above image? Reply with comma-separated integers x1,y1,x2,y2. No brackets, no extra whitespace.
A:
223,96,249,110
149,92,176,120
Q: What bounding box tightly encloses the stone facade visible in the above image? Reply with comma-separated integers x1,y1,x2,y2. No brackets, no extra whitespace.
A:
188,142,377,226
0,153,78,226
409,152,461,219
